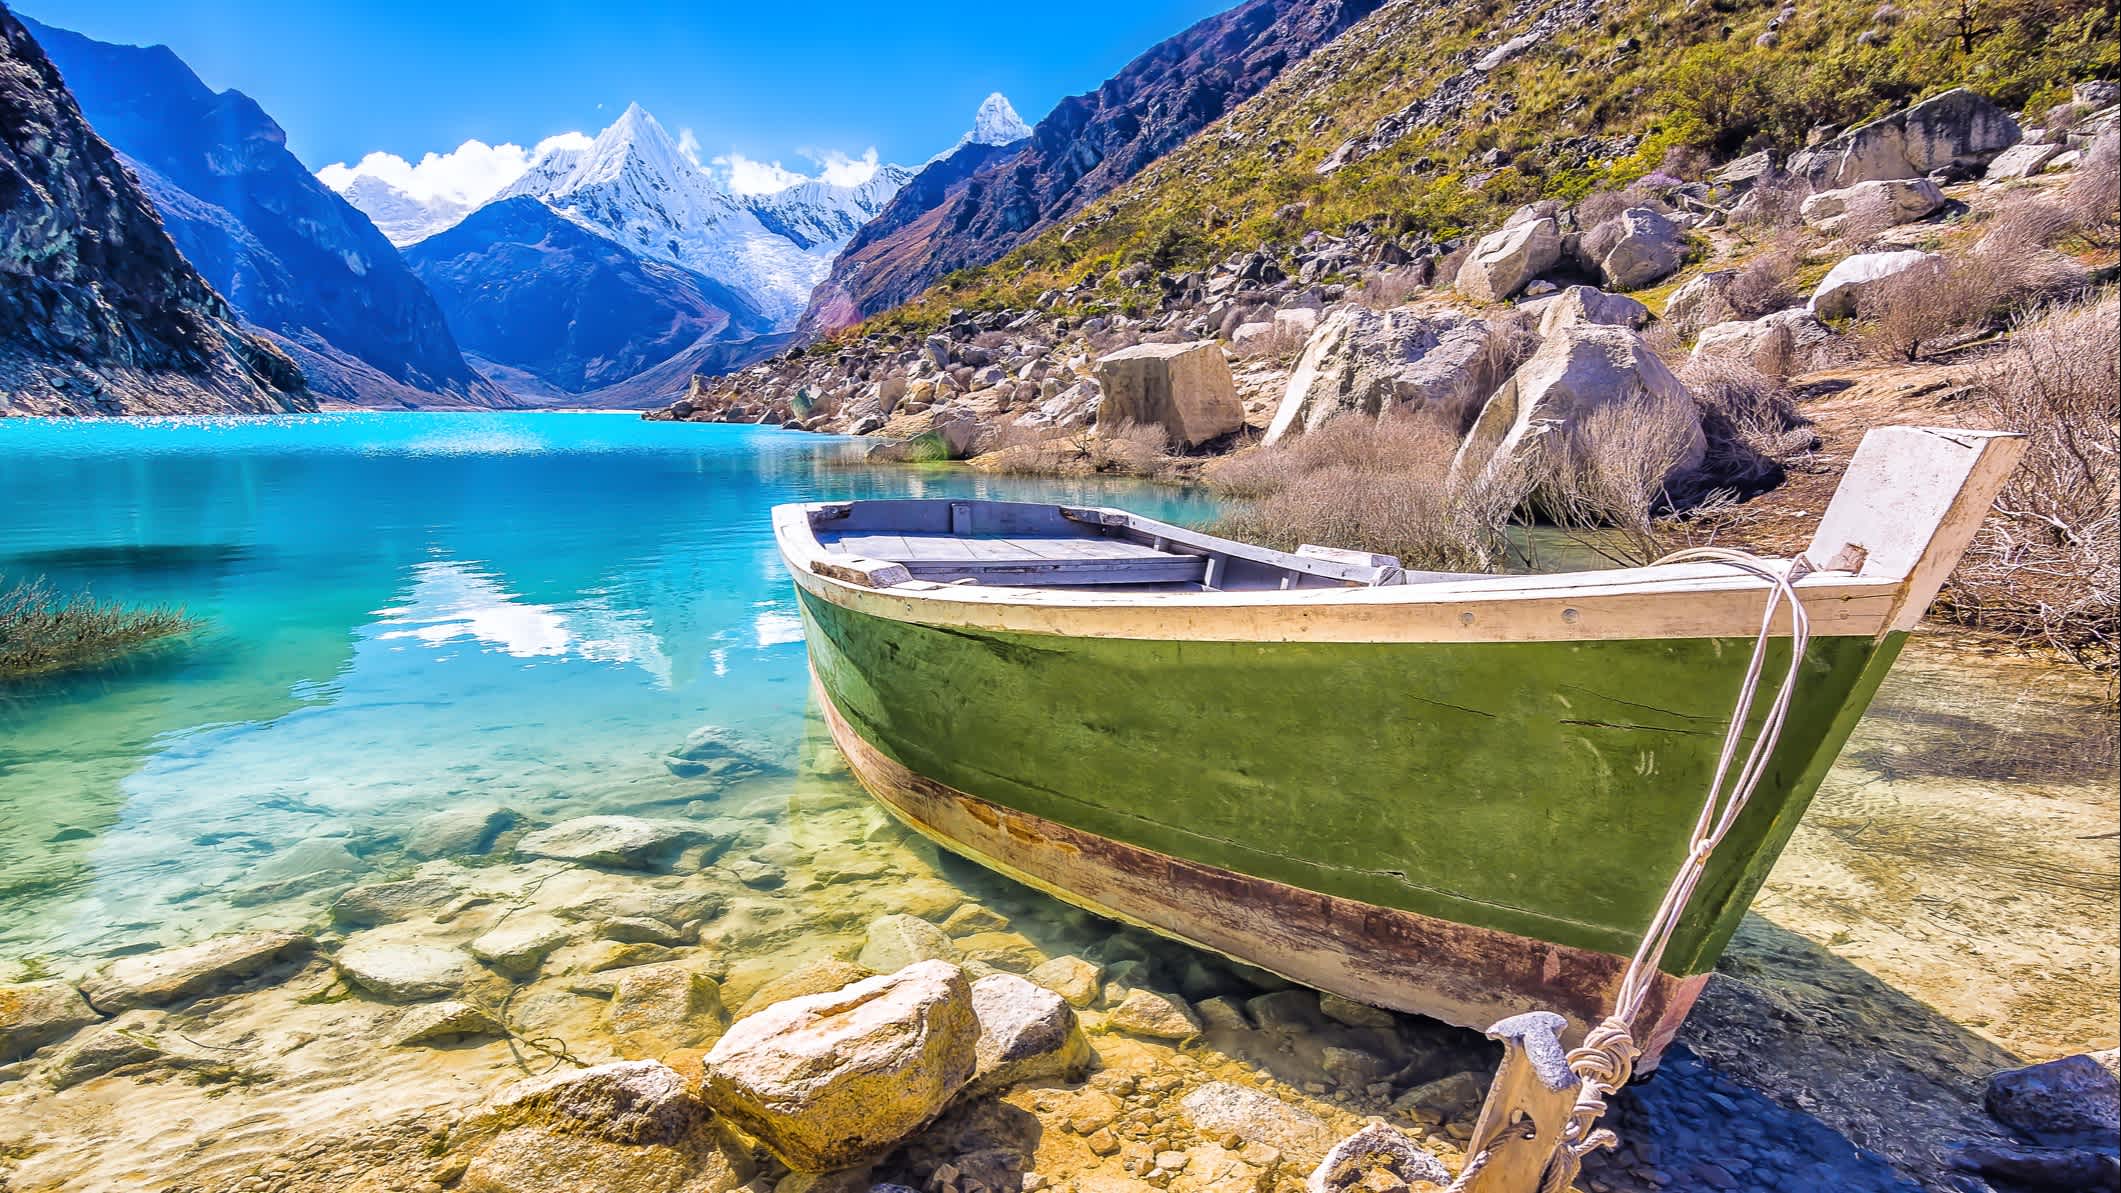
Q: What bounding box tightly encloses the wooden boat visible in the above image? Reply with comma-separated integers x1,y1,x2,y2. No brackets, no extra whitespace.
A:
772,426,2020,1064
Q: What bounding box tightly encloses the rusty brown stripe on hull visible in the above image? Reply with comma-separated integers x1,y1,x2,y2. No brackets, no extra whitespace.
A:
817,684,1706,1067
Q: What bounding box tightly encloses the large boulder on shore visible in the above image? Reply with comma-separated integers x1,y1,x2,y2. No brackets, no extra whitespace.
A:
1793,87,2020,187
1986,1050,2121,1141
1452,323,1705,491
1583,207,1684,291
1263,307,1502,444
700,960,978,1172
1809,250,1941,319
1800,177,1946,234
1455,216,1561,302
1092,340,1243,446
1692,308,1840,376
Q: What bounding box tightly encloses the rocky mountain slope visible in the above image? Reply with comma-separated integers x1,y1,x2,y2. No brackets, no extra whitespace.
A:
23,16,514,410
404,196,786,408
795,0,1385,337
0,7,309,416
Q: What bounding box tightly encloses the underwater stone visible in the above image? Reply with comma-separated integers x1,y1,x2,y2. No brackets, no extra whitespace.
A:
606,962,727,1056
405,804,518,858
480,1059,706,1145
1987,1050,2121,1140
952,930,1044,973
1395,1070,1487,1119
1194,995,1253,1032
470,916,573,979
733,959,873,1022
331,876,462,927
720,856,786,889
1245,989,1323,1030
968,972,1091,1094
702,960,977,1171
1317,993,1396,1030
1027,956,1102,1009
598,916,694,946
518,816,706,870
335,934,475,1002
856,914,960,973
941,903,1011,936
77,931,314,1013
1104,989,1202,1041
0,980,101,1060
394,999,504,1046
1180,1082,1336,1166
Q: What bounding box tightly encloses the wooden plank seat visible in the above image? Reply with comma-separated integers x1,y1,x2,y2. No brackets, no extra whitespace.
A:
816,531,1210,586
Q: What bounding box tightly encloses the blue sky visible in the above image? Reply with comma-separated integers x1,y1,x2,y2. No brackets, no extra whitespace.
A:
24,0,1234,173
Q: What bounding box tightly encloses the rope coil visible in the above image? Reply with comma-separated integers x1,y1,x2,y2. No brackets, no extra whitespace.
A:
1448,549,1816,1193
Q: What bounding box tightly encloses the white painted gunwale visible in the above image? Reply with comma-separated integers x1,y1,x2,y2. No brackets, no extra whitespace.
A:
772,502,1900,645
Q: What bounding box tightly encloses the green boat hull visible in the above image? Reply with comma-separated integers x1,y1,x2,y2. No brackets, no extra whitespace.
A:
800,587,1903,978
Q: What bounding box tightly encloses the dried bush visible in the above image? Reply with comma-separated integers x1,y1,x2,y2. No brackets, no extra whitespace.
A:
1860,243,2091,363
1531,394,1707,563
1729,173,1812,233
1231,322,1310,362
1725,238,1802,318
1832,187,1904,248
1089,421,1175,476
1942,293,2120,668
1355,267,1425,310
2063,132,2120,248
1576,181,1673,231
1,577,199,681
1206,411,1529,572
1679,356,1819,492
971,330,1012,351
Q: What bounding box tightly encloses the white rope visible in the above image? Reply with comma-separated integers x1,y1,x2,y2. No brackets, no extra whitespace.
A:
1446,548,1815,1193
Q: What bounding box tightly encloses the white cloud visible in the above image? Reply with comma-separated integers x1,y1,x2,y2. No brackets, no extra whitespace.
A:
676,128,704,168
712,151,810,195
318,131,592,206
813,147,881,188
707,145,882,195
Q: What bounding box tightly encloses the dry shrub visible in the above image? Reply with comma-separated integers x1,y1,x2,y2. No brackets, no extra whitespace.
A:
1639,320,1687,366
1725,238,1802,318
1679,356,1818,491
1860,245,2091,363
1089,421,1174,476
976,422,1086,474
1206,411,1527,571
1729,173,1812,233
1231,322,1310,362
1942,293,2120,669
2063,132,2120,248
1576,181,1673,231
1356,267,1424,310
1531,394,1707,562
1832,187,1903,248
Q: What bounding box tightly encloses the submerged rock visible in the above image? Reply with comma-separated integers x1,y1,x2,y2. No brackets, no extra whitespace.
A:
76,931,313,1012
701,960,978,1171
405,804,518,859
1027,955,1103,1009
606,962,728,1056
43,1009,244,1090
460,1060,747,1193
394,999,505,1046
335,934,476,1002
483,1059,704,1145
1105,988,1202,1041
1307,1122,1450,1192
1317,992,1396,1030
518,816,707,870
968,972,1092,1093
1181,1082,1337,1166
857,913,960,973
0,980,101,1061
331,877,463,927
470,916,573,979
733,959,873,1022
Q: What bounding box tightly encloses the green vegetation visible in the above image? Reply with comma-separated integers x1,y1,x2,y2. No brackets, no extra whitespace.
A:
0,576,200,681
850,0,2113,340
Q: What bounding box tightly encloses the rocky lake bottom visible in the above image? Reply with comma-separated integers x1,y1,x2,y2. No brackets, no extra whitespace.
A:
1,416,2114,1193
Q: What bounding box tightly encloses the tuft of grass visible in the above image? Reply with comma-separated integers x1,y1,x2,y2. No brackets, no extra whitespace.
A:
0,577,201,682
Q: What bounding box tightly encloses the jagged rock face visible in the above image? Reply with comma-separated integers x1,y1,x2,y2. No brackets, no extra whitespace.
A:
25,17,513,410
799,0,1383,335
0,7,311,416
405,197,784,409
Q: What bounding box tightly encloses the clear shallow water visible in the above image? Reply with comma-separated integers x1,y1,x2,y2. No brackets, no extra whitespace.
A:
0,413,1218,964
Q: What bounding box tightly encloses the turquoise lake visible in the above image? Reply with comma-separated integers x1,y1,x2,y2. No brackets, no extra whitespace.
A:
0,413,1218,965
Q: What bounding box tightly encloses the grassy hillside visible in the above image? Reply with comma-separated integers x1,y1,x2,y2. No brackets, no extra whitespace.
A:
854,0,2113,337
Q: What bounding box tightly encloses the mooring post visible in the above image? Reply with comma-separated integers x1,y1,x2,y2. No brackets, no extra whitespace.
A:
1455,1011,1582,1193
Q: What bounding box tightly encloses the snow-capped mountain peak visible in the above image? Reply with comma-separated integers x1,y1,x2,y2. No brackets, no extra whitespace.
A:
967,92,1033,147
744,163,914,251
